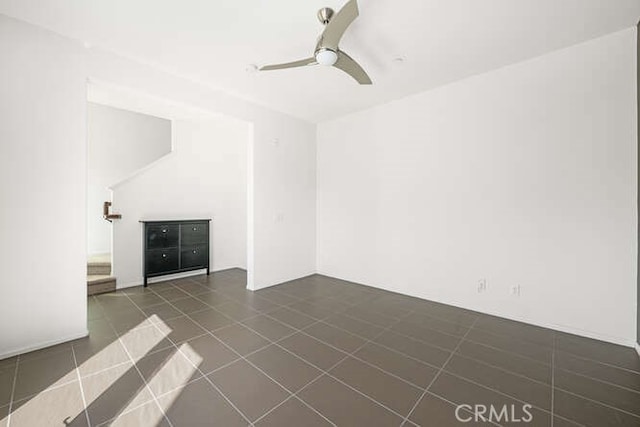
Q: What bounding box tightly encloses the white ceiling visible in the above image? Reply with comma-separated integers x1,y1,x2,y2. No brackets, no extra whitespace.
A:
1,0,639,122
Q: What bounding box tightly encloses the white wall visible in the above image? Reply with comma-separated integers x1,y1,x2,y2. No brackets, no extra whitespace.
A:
317,28,637,346
0,14,316,359
112,118,249,287
87,103,171,255
250,123,317,289
0,15,88,356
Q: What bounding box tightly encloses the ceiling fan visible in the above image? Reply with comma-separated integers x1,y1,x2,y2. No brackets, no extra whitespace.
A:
259,0,372,85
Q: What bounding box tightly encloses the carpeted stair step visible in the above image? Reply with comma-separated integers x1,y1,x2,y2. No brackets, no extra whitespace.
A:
88,262,111,276
87,275,116,295
88,253,111,276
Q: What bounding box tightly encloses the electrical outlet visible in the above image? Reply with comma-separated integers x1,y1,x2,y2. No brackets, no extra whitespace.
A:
510,285,521,297
477,279,487,293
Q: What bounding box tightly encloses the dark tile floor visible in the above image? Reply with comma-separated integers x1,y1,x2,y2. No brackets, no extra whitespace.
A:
1,270,639,426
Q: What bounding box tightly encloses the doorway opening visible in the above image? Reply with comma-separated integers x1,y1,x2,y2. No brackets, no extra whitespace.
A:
86,80,253,294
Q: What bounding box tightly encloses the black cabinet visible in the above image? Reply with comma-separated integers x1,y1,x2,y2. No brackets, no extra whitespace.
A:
141,219,211,286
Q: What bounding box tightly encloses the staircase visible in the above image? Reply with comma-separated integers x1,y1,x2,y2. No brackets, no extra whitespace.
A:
87,254,116,295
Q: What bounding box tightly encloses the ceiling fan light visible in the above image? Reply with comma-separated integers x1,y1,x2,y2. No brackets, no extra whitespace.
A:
316,49,338,66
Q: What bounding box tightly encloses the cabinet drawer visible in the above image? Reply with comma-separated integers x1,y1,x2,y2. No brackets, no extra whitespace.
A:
180,245,208,269
146,248,179,274
181,223,208,246
146,225,179,249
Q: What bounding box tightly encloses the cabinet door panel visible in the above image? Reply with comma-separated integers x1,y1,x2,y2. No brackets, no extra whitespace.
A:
146,225,179,249
181,223,208,246
146,248,179,274
181,245,208,269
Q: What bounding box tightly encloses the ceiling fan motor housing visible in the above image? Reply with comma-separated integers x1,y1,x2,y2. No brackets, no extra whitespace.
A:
315,48,338,66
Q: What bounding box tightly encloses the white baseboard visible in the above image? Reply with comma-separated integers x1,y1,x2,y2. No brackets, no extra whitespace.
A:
635,343,640,358
0,330,89,361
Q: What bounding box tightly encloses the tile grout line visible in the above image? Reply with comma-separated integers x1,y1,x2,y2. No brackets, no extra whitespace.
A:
152,282,562,423
70,344,92,427
553,386,640,420
75,322,227,384
129,282,626,424
190,297,360,425
322,304,616,398
7,370,87,405
310,302,500,360
551,333,555,427
119,291,255,426
417,362,566,422
204,273,640,373
215,342,336,426
551,338,627,427
237,296,377,426
148,349,252,398
115,337,177,427
419,390,500,427
5,355,20,427
255,310,431,391
424,363,555,421
148,284,308,355
332,295,640,379
416,305,640,377
94,294,177,427
187,303,352,425
340,310,466,341
100,278,639,424
283,302,461,353
334,307,557,370
460,337,551,366
258,305,518,400
142,281,352,424
280,306,543,385
552,347,640,376
553,365,640,395
288,312,419,424
211,289,392,425
146,330,255,427
414,355,604,425
127,321,300,407
447,351,551,388
457,315,638,378
551,415,585,427
5,275,613,427
94,350,262,426
402,316,480,426
251,309,418,425
181,279,638,423
280,311,451,370
77,360,133,381
461,335,640,395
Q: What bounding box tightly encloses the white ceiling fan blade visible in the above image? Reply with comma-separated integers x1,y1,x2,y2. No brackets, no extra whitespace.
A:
317,0,359,51
259,57,317,71
334,50,372,85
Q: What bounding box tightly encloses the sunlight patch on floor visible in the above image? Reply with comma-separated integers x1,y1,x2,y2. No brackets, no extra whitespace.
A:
7,315,203,427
